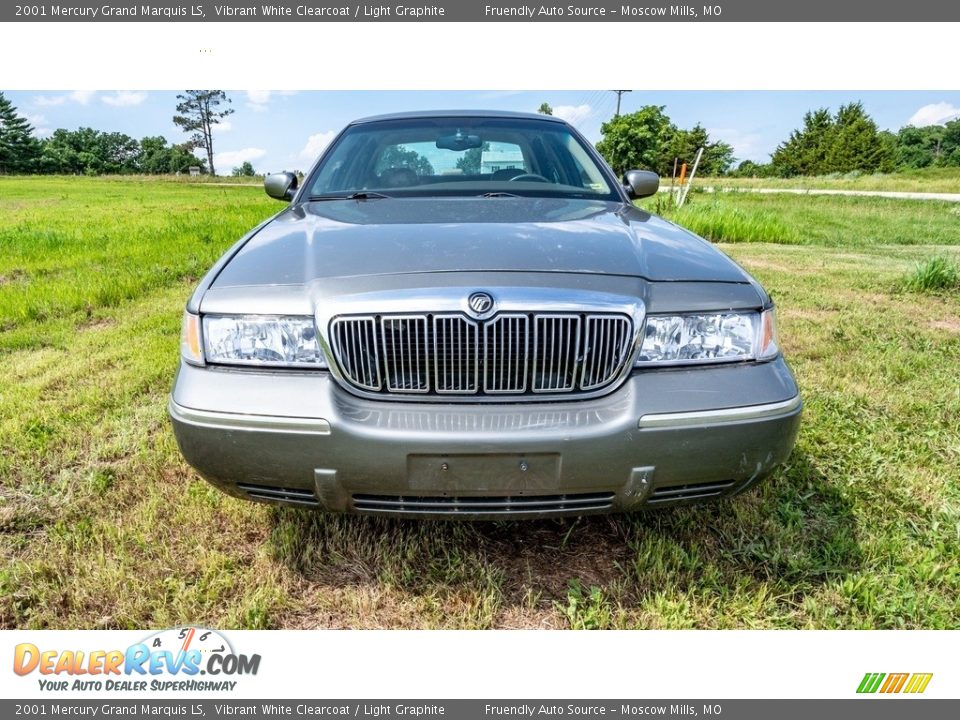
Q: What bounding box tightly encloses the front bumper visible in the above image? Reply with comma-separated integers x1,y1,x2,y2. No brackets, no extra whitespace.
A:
169,359,801,518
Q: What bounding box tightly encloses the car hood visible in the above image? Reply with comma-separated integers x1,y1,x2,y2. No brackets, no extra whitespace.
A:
210,197,751,288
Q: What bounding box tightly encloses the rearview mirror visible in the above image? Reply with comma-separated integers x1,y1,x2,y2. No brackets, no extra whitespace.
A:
623,170,659,200
436,132,482,151
265,172,298,202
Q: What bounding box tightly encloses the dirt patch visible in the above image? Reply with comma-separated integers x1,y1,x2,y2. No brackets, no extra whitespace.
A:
929,318,960,334
495,605,562,629
0,269,29,286
463,517,632,606
78,316,116,331
736,258,799,273
781,307,836,322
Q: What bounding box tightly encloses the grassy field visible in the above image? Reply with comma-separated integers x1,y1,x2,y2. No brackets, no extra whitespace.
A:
1,176,958,630
642,191,960,246
697,166,960,193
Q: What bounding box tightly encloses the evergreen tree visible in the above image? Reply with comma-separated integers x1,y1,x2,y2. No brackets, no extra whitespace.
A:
826,102,889,173
0,92,41,174
173,90,233,176
771,108,834,176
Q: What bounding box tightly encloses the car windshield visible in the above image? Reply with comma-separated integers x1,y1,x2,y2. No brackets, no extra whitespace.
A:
305,117,618,200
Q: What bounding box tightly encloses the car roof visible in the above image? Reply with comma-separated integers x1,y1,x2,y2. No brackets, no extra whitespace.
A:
350,109,569,125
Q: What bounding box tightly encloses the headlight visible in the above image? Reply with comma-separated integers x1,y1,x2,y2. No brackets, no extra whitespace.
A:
200,315,326,368
636,309,779,366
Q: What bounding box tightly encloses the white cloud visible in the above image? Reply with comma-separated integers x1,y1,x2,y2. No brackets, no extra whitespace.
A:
245,90,297,111
102,91,147,107
35,90,96,107
28,115,53,138
907,102,960,127
212,120,233,134
708,127,767,164
34,95,65,107
552,104,593,126
246,90,272,111
301,131,337,159
68,90,95,105
215,148,266,174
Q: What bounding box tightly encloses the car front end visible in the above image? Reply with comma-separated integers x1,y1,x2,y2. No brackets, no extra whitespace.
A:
169,111,801,518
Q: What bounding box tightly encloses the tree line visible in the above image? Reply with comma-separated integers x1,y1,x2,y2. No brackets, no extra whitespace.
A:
0,91,239,176
755,102,960,177
596,101,960,179
4,90,959,179
596,105,735,178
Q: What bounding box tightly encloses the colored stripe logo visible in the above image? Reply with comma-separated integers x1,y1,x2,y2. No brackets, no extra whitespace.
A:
857,672,933,694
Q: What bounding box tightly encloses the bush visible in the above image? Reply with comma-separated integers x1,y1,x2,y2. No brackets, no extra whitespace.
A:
902,256,960,292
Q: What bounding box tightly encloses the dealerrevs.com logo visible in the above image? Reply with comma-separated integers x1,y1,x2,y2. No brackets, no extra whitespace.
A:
857,672,933,694
13,627,260,692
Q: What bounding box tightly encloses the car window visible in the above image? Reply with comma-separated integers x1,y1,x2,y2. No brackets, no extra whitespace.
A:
306,117,618,200
373,141,529,179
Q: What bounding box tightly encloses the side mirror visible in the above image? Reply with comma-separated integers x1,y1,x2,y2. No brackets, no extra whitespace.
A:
265,172,298,202
623,170,659,200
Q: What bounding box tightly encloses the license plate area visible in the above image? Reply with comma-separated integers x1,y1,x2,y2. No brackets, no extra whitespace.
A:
407,453,561,493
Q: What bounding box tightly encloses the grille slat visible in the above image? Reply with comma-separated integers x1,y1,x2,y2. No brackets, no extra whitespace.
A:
330,311,633,398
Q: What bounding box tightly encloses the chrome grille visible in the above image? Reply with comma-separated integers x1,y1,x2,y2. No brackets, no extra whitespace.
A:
484,314,529,394
328,312,634,399
434,314,479,393
381,315,429,392
330,316,381,390
532,314,581,392
581,315,634,390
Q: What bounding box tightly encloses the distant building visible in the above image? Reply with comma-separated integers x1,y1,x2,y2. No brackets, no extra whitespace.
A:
188,166,201,176
481,149,524,174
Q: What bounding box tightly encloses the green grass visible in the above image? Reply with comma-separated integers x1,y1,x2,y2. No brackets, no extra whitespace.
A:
902,256,960,293
0,176,277,349
640,191,960,246
699,166,960,193
1,176,959,629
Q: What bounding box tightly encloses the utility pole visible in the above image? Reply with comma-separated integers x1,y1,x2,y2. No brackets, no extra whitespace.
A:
611,90,631,117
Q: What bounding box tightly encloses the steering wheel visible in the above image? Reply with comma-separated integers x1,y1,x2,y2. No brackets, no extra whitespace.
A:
508,173,551,183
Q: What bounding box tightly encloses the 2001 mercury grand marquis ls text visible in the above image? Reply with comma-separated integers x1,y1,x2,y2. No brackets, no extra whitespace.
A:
169,110,801,518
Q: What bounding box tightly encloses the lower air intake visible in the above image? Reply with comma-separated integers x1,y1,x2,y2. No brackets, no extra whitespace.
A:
352,492,615,516
237,483,319,506
647,480,736,504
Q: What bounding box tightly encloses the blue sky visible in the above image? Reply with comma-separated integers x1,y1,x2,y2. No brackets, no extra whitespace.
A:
6,90,960,174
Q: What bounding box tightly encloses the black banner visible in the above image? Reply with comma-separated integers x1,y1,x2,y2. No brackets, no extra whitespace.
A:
5,0,960,22
3,700,959,719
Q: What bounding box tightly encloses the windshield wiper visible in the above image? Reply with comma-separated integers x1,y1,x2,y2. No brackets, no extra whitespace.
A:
308,191,392,201
478,191,521,198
